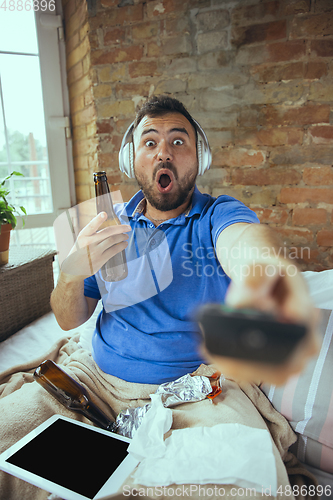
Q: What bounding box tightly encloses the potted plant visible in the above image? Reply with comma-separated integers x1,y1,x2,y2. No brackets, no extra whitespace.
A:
0,171,27,265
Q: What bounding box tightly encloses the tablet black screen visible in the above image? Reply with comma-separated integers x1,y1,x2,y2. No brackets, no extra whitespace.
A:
6,419,128,499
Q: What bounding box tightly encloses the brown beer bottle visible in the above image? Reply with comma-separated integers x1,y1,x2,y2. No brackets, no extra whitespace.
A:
94,171,128,282
34,360,116,432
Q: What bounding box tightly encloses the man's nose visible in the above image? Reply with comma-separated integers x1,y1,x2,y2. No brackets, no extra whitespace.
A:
157,140,172,162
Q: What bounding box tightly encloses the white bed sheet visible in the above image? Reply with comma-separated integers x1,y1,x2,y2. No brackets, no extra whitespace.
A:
0,307,101,373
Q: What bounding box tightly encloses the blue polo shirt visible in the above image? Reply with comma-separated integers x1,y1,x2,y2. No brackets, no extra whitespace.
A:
84,186,259,384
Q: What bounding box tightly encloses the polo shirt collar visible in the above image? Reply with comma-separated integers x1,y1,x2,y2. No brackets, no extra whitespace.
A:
117,185,208,224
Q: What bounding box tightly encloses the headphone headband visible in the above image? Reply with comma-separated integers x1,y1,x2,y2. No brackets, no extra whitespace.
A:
119,118,211,178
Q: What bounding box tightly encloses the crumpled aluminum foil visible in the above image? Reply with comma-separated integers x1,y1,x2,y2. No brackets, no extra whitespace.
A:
114,373,216,439
156,373,212,407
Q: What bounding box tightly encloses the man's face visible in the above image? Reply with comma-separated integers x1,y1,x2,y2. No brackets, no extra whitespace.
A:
133,112,198,212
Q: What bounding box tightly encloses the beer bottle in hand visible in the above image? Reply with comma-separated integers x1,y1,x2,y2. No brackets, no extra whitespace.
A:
34,360,116,432
94,171,128,282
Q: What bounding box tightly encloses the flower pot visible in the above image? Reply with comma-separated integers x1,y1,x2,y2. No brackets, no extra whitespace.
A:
0,223,12,266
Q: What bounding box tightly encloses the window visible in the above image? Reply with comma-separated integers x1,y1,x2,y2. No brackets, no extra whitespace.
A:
0,1,74,249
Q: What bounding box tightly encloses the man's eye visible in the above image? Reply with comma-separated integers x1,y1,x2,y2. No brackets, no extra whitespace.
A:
173,139,184,146
145,140,156,147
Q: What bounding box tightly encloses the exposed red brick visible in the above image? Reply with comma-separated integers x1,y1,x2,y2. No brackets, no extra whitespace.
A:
311,40,333,57
235,127,304,146
115,82,152,99
251,62,303,82
96,121,113,134
111,134,122,152
304,62,327,80
303,166,333,185
269,145,333,165
279,187,333,204
99,152,118,171
146,0,187,18
293,208,327,226
89,4,143,30
91,46,143,66
260,104,330,127
232,1,280,26
214,148,266,167
231,167,301,186
128,61,158,78
238,107,259,128
280,0,311,15
99,0,118,7
308,126,333,144
108,4,144,26
252,207,289,225
267,40,306,62
317,229,333,247
290,12,333,39
313,0,333,12
232,20,287,48
274,227,313,244
103,28,127,46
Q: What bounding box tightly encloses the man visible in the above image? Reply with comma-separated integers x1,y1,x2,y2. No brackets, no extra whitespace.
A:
52,94,317,385
0,96,318,499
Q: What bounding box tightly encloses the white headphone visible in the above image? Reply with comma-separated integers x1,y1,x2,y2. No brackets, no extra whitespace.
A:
118,118,212,178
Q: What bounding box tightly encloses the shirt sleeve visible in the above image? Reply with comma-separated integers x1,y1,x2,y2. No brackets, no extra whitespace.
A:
84,274,101,300
211,195,260,248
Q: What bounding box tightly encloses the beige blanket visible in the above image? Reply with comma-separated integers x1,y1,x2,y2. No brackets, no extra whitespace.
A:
0,334,317,500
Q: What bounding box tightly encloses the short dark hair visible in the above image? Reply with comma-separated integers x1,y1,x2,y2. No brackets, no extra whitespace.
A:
133,95,197,138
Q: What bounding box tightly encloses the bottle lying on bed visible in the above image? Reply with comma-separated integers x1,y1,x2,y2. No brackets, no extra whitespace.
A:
34,360,116,432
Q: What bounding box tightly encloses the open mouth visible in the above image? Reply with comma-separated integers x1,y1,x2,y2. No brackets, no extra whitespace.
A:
156,169,174,193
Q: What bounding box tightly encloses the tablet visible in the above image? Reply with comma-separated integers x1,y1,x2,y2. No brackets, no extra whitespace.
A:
0,415,139,500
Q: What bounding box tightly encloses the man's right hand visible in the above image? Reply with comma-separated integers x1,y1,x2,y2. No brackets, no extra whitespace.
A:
61,212,131,280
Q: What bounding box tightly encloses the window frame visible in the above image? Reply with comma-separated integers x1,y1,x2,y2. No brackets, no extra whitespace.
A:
0,1,75,230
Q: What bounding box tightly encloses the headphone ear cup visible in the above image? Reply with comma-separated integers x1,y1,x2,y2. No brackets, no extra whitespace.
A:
129,142,134,178
119,122,135,178
197,140,203,175
193,119,211,176
120,142,131,178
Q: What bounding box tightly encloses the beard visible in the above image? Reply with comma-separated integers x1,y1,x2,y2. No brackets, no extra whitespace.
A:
135,161,198,212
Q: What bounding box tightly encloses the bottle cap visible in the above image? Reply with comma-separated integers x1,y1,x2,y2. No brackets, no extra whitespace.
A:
93,171,107,182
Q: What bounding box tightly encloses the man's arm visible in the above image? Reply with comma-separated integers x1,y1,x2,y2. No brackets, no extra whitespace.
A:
50,273,98,331
51,211,131,331
217,222,309,320
208,222,319,384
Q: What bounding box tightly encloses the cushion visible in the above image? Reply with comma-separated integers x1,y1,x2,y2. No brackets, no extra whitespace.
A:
261,309,333,474
261,268,333,480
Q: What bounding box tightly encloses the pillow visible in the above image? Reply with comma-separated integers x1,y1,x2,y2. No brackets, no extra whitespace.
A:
302,269,333,310
261,308,333,475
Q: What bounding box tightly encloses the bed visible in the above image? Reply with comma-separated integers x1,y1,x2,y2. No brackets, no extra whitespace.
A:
0,270,332,498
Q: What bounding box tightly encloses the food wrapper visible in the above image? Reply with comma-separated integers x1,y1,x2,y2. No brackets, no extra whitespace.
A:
114,371,224,438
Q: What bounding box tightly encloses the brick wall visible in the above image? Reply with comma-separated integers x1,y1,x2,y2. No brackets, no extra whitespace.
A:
62,0,98,203
62,0,333,270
